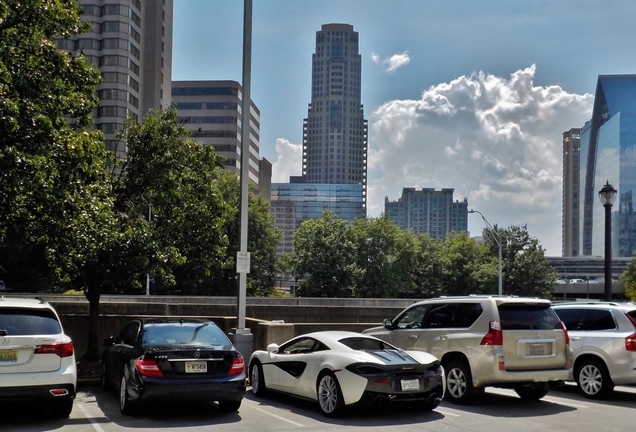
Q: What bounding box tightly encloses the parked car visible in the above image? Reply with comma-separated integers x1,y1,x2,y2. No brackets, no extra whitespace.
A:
248,331,445,417
363,295,573,404
552,302,636,399
0,297,76,417
101,318,246,414
569,279,586,284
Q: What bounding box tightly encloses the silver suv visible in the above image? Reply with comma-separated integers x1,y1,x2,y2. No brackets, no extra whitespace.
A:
552,302,636,399
363,296,573,404
0,297,77,417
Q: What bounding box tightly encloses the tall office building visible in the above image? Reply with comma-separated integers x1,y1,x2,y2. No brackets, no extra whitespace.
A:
579,75,636,257
385,188,468,241
301,23,368,211
562,128,581,256
171,80,264,190
55,0,173,157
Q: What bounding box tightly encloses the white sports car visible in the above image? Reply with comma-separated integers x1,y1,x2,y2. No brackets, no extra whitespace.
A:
248,331,445,417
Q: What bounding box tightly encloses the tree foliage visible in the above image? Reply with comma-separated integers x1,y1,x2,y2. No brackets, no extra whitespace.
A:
620,258,636,301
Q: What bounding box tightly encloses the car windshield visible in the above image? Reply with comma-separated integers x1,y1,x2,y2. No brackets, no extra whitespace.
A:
0,308,61,335
142,322,231,347
498,304,561,330
339,337,394,351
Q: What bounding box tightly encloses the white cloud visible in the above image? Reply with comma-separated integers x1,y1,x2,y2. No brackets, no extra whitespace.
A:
271,138,302,182
370,51,411,72
384,51,411,72
368,65,594,255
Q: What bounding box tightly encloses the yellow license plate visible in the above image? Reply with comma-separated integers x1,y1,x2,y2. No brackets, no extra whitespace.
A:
0,350,17,362
185,361,207,373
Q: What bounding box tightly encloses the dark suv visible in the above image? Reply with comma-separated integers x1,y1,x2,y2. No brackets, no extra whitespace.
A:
364,295,573,404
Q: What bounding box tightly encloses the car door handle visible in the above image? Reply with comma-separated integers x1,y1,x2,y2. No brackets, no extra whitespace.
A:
438,336,448,341
409,335,418,339
570,336,581,341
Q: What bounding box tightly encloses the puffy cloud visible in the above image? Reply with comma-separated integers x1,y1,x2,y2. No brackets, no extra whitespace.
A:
271,138,302,182
369,65,594,255
385,51,411,72
370,51,411,72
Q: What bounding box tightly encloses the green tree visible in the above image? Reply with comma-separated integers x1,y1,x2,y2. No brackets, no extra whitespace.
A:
348,214,417,298
620,257,636,301
440,232,496,295
493,225,557,298
294,210,354,297
409,233,444,298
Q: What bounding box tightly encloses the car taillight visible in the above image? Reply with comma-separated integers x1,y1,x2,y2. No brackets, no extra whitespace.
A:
559,321,570,345
626,333,636,352
35,342,74,358
228,356,245,376
480,320,503,346
135,358,163,377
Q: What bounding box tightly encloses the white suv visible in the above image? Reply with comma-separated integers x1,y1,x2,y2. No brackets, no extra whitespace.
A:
0,297,76,417
552,302,636,399
363,295,573,404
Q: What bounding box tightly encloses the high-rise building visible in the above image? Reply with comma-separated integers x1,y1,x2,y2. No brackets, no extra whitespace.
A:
579,75,636,257
301,23,368,211
55,0,173,157
171,80,263,189
385,188,468,241
562,128,581,256
271,183,365,254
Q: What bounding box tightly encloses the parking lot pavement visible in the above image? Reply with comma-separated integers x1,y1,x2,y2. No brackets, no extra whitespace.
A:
2,384,636,432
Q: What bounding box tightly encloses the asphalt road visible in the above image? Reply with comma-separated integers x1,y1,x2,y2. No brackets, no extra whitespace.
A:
2,383,635,432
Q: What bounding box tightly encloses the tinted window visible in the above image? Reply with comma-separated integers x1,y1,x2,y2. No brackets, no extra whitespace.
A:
498,304,561,330
554,308,585,331
278,337,318,354
583,309,615,331
394,304,429,329
453,303,483,328
142,322,230,347
424,303,455,328
0,308,61,335
116,322,140,346
340,337,392,351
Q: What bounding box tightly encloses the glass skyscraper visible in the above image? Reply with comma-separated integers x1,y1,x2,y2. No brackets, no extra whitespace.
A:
301,23,368,210
580,75,636,258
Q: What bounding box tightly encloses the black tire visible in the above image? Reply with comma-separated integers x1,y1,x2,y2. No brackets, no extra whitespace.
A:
250,361,267,397
49,399,74,418
101,362,109,390
316,371,345,417
414,395,441,412
443,360,477,405
576,358,614,399
119,369,137,415
218,400,242,412
514,383,550,400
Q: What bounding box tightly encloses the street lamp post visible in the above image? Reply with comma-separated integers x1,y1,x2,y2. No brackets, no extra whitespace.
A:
598,181,617,302
468,209,502,296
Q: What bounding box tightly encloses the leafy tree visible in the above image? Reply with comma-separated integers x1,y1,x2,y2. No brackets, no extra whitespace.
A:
620,258,636,301
0,1,117,358
491,225,557,298
294,210,355,297
408,233,444,298
440,232,496,295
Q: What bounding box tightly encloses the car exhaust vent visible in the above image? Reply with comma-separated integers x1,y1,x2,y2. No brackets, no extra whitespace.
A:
50,389,69,396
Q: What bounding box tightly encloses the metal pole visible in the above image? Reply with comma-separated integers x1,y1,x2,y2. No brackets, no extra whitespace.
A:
237,0,252,330
468,209,503,296
497,232,502,296
604,203,612,301
146,202,152,296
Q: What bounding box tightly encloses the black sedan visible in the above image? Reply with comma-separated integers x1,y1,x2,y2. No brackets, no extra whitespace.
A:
101,318,246,414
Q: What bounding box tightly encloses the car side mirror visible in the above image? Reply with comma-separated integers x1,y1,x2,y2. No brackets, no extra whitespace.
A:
266,343,279,353
103,336,115,347
383,319,393,330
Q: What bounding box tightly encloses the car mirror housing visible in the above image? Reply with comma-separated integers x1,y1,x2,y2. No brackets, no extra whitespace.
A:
266,343,279,353
383,319,393,330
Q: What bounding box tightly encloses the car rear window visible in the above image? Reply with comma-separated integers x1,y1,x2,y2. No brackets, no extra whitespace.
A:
142,322,231,347
0,308,61,335
497,304,561,330
340,337,392,351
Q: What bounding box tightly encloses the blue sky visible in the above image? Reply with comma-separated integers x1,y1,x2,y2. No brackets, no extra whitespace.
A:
172,0,636,256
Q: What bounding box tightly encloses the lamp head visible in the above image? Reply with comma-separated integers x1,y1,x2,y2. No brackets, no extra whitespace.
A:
598,180,617,207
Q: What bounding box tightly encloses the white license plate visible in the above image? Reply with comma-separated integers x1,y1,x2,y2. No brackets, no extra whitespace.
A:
0,350,17,362
401,379,420,391
529,343,546,355
185,361,207,373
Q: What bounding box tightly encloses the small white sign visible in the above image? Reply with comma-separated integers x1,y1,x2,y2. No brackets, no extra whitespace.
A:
236,252,250,273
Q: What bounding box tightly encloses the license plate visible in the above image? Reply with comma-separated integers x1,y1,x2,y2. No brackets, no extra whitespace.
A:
401,379,420,391
185,361,207,373
529,343,546,355
0,350,17,362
